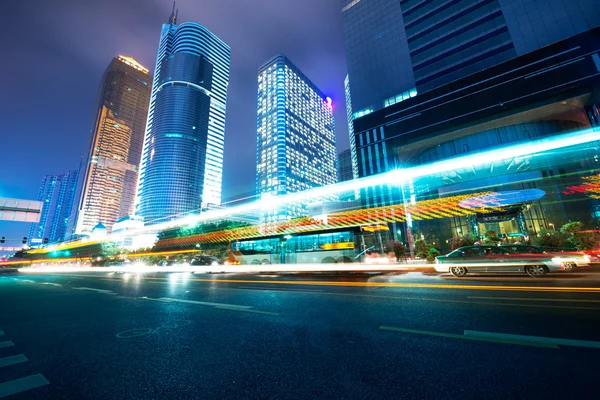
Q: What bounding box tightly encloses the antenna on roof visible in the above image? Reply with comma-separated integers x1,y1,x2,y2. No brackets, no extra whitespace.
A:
169,2,177,25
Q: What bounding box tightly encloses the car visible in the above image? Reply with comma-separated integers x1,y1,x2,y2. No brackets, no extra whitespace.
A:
190,255,222,266
434,245,565,277
500,244,590,271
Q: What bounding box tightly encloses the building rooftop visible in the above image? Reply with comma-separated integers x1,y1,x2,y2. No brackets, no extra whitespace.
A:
117,55,149,74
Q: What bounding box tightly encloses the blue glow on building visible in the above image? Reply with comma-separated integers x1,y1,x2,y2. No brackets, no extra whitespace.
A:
29,170,78,245
136,17,231,225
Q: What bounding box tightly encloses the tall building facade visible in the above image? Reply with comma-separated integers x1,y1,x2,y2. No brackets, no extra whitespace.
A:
256,54,337,222
29,171,78,245
341,0,600,116
349,29,600,251
69,56,151,235
136,13,231,225
338,149,354,182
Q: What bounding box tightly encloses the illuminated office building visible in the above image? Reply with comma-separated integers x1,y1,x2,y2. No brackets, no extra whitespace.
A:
136,10,231,225
29,170,78,245
256,54,337,222
69,56,151,235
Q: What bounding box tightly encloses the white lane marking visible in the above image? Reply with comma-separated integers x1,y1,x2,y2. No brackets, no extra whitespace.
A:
464,330,600,349
41,283,62,287
214,306,280,316
0,341,15,349
139,297,174,303
157,297,252,309
0,373,50,398
0,331,4,336
72,287,115,294
21,280,35,283
0,354,28,368
237,286,324,292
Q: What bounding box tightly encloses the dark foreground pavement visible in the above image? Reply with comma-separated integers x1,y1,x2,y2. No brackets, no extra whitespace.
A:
1,270,600,399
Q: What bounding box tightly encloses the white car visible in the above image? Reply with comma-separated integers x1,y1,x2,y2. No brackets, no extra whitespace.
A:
434,246,566,277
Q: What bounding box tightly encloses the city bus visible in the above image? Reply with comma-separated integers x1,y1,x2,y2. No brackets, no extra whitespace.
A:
227,225,391,265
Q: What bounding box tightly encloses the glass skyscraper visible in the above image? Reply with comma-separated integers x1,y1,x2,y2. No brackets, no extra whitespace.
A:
29,170,78,245
69,56,151,235
341,0,600,114
256,54,337,222
136,13,231,225
338,149,354,182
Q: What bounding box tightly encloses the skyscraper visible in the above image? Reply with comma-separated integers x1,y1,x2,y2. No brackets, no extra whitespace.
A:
136,10,231,225
341,0,600,115
29,171,78,245
69,56,151,235
344,75,359,183
338,149,354,182
256,54,337,222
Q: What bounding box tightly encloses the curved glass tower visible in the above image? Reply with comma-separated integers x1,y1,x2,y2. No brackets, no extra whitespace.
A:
136,14,231,225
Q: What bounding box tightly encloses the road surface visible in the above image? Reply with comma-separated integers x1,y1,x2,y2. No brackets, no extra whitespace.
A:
1,269,599,399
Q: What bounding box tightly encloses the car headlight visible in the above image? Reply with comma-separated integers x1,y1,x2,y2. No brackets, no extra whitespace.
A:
211,261,218,266
583,254,591,262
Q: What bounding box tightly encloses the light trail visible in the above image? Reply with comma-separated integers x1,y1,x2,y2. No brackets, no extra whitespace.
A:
25,127,600,255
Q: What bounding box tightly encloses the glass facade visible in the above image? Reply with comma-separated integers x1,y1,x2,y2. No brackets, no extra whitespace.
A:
341,0,416,114
338,149,354,182
256,54,337,222
69,56,151,235
349,28,600,253
343,75,360,185
341,0,600,111
136,20,231,225
29,170,78,245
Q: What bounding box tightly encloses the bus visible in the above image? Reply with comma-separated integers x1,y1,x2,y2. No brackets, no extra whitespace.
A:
228,225,391,265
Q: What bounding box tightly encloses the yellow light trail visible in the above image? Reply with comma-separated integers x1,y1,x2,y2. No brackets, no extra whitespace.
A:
32,273,600,293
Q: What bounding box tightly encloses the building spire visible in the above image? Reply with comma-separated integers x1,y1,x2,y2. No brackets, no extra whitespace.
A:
169,2,177,25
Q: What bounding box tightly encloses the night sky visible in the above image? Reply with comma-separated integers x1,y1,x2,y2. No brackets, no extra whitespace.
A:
0,0,349,240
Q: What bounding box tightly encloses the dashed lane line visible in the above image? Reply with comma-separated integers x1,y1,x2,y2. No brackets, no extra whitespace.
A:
237,286,324,293
464,330,600,349
0,354,28,368
72,287,116,294
0,373,50,398
139,297,279,315
214,306,280,316
0,342,14,349
154,297,252,309
379,326,558,349
0,331,3,336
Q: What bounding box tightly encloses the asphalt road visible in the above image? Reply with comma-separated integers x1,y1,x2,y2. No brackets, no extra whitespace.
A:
1,269,600,399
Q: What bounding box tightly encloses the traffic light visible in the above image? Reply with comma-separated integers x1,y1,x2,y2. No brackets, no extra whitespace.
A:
43,238,49,244
22,237,28,244
0,237,5,243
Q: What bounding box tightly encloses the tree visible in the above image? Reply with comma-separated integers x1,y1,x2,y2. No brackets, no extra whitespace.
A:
414,239,440,263
559,221,584,235
449,233,477,250
532,227,565,248
385,240,407,263
559,221,598,251
483,231,502,245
